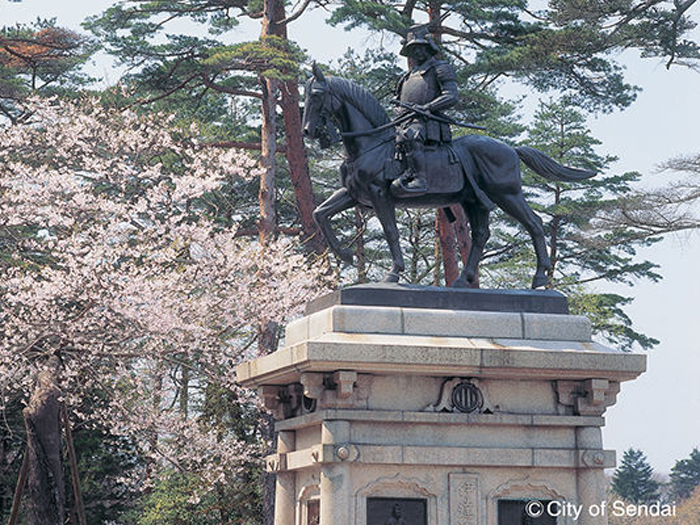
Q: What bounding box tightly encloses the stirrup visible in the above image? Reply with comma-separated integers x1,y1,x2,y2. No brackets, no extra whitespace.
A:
391,177,427,198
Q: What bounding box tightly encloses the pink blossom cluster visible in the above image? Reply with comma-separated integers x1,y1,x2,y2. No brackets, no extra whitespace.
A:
0,97,331,493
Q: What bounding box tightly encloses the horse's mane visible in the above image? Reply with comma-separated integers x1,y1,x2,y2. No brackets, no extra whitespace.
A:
327,76,390,128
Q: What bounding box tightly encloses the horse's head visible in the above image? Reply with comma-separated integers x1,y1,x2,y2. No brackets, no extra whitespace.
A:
302,63,340,149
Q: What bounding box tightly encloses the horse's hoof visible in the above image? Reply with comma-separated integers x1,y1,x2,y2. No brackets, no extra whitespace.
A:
338,249,354,264
382,272,400,283
531,275,549,289
450,277,468,288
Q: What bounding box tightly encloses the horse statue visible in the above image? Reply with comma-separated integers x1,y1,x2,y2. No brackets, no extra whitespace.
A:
302,64,596,289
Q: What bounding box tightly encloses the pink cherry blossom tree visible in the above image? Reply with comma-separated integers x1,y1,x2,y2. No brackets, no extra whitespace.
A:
0,97,330,522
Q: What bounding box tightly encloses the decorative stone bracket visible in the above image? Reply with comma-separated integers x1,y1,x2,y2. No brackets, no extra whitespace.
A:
259,385,286,420
555,379,620,416
324,443,360,463
579,449,615,469
301,371,358,400
266,452,287,472
259,371,366,420
259,383,309,419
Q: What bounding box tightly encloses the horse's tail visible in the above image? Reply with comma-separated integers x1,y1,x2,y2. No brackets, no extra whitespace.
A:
515,146,596,182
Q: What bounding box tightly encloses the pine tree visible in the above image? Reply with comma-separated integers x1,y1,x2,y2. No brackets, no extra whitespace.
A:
612,448,660,504
670,448,700,501
0,19,94,123
483,99,662,349
329,0,700,112
85,1,325,257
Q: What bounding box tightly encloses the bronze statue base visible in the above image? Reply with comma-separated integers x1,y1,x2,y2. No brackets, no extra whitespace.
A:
305,283,569,316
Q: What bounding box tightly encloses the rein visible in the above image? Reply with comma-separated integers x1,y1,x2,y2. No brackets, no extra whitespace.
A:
340,112,413,138
316,82,407,139
351,134,396,160
314,83,398,163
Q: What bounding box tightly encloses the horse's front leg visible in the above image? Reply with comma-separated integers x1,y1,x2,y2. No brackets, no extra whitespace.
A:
367,182,405,283
313,188,357,263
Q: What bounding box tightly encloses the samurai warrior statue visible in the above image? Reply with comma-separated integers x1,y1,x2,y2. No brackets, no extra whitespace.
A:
393,25,458,196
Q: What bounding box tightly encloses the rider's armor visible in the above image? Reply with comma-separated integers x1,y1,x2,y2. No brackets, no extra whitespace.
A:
397,57,457,143
394,26,458,195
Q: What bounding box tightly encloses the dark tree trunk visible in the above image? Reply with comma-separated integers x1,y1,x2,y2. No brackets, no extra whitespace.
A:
354,209,367,282
258,320,280,355
259,5,280,522
179,365,189,419
258,0,281,245
23,356,64,525
259,410,277,525
269,0,322,253
452,205,477,287
280,80,324,254
259,2,279,520
433,215,442,285
437,209,459,285
8,453,29,525
429,1,469,287
1,435,6,518
259,77,278,245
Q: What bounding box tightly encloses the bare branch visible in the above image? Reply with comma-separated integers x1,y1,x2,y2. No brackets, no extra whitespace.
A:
201,72,263,98
127,73,201,108
276,0,314,25
202,140,286,153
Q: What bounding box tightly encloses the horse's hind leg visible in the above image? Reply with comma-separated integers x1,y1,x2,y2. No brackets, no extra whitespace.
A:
367,182,405,283
494,192,551,289
313,188,357,263
452,202,490,288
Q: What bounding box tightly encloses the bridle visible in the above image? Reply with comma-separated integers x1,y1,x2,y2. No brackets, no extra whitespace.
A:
309,79,410,149
309,82,341,149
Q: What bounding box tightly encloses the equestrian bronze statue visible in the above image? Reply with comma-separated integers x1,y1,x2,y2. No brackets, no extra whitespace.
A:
302,28,596,289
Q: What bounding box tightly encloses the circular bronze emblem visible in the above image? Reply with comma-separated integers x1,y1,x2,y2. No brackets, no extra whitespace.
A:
451,380,483,413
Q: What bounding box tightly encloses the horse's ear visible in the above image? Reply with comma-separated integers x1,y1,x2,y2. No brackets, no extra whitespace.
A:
312,62,326,83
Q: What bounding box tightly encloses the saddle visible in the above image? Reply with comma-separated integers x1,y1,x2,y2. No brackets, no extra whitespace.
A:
384,142,495,211
384,144,464,195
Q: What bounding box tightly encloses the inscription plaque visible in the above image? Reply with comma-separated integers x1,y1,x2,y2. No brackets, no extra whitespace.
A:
449,473,479,524
367,497,427,525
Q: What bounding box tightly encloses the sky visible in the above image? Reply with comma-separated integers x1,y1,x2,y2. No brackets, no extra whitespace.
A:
2,0,699,475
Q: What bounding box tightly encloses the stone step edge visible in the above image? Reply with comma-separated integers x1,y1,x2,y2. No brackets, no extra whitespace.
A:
265,445,615,471
285,305,592,347
274,409,605,431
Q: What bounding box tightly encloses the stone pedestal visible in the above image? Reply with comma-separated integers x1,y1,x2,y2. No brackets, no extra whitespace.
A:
236,287,646,525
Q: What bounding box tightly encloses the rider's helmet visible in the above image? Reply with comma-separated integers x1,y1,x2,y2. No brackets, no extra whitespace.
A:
400,25,440,56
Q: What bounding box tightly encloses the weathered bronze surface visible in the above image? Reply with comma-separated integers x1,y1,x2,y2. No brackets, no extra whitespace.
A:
392,26,458,195
302,51,596,290
305,283,569,316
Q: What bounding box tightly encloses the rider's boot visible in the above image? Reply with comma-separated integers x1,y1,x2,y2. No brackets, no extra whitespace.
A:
392,143,428,196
